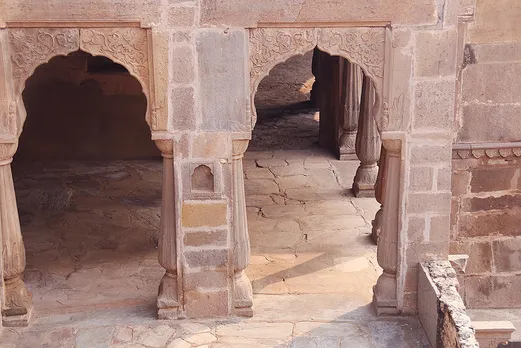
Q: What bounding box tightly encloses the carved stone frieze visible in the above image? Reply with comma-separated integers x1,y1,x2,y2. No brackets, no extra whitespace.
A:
79,28,149,93
8,28,80,95
249,27,386,129
5,27,159,135
0,101,17,139
452,143,521,159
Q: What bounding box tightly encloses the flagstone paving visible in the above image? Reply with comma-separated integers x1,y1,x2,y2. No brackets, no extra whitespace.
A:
0,111,429,347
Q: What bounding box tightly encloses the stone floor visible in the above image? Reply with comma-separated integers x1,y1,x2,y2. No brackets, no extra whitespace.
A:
0,111,430,347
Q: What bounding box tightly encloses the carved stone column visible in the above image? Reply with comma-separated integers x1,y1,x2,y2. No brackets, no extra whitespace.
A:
353,75,381,198
232,138,253,317
373,139,401,316
154,140,179,319
1,142,33,327
310,47,320,107
338,61,362,160
371,145,387,244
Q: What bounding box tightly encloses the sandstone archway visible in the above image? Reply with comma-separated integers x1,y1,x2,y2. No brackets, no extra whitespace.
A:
0,26,178,326
7,28,154,136
245,25,401,316
249,26,390,133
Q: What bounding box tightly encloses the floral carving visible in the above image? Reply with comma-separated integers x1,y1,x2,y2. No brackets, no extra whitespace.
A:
80,28,149,92
317,28,384,85
0,101,17,138
8,28,80,94
250,28,318,85
249,27,386,129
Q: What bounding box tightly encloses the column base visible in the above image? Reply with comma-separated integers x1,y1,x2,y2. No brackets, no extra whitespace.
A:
338,152,358,161
372,291,399,316
352,183,376,198
353,164,378,198
372,271,398,316
157,272,180,319
2,305,33,327
233,270,253,317
158,308,182,320
338,132,357,161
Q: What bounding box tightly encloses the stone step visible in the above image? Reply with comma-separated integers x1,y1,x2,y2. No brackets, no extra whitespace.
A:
473,320,515,348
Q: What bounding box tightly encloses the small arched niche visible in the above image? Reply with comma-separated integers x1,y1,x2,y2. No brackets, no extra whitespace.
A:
191,164,215,192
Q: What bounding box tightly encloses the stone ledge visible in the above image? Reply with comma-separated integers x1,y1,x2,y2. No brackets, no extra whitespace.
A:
473,321,516,348
453,142,521,159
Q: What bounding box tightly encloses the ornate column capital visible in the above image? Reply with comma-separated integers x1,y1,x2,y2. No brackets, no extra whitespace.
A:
154,139,174,159
382,138,402,155
232,138,250,160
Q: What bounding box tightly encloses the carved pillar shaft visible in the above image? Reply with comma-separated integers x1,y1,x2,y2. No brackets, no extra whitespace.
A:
1,143,33,327
373,140,401,316
338,61,362,160
310,47,321,107
232,138,253,317
371,145,387,244
154,140,179,319
353,75,381,198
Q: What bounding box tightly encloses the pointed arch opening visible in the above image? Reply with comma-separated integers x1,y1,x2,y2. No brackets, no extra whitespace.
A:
12,50,164,314
244,42,383,317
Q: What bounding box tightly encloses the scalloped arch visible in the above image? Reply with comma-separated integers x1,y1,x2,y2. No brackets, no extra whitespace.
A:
249,27,389,133
7,27,154,137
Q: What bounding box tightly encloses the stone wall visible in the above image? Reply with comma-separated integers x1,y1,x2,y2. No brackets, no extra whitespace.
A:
451,0,521,309
456,0,521,142
451,146,521,308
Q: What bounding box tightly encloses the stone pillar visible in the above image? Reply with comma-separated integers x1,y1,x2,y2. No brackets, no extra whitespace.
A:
232,138,253,317
310,47,320,107
373,139,401,316
154,140,179,319
338,61,362,161
353,75,381,198
1,142,33,327
371,145,387,244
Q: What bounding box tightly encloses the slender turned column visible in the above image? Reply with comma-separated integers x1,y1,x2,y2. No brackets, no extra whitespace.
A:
310,47,321,107
352,75,381,198
371,145,387,244
232,138,253,317
338,61,362,160
373,140,401,316
1,142,33,327
154,140,179,319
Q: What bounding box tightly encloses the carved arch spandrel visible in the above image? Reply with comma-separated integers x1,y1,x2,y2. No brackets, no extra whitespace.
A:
79,28,158,130
249,27,387,132
6,27,164,137
8,28,80,95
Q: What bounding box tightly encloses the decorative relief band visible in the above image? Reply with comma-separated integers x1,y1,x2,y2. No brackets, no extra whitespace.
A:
452,143,521,159
6,27,159,134
9,28,80,94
